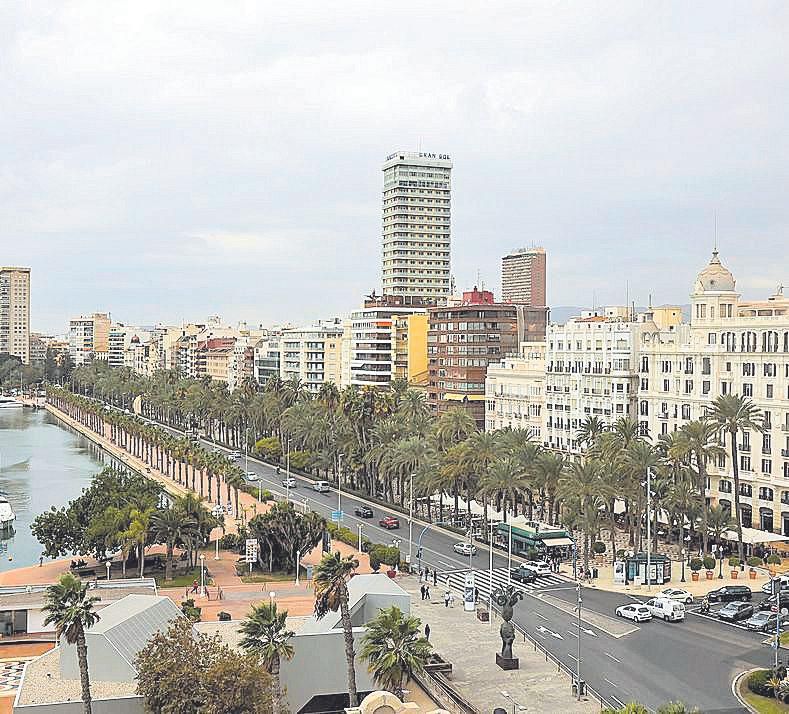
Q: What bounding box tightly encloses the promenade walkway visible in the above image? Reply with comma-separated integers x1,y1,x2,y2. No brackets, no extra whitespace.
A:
399,575,597,714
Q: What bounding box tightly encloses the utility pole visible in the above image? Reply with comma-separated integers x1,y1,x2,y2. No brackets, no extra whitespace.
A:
408,474,414,564
576,582,582,700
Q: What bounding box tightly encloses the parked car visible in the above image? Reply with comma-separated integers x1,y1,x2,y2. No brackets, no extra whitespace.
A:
615,604,653,622
511,565,538,584
354,505,374,518
525,560,551,576
707,585,753,603
644,597,686,622
745,611,783,632
313,481,330,493
229,450,242,460
379,516,400,529
281,477,297,488
658,588,694,605
758,593,788,611
246,471,259,481
453,542,477,556
718,601,754,622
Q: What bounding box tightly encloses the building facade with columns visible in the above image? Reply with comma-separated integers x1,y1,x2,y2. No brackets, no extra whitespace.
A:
640,251,789,534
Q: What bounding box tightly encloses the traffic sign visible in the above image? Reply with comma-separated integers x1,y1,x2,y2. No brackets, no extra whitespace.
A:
331,510,344,522
245,538,259,564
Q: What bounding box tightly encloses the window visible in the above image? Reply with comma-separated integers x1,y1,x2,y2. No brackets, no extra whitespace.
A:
762,459,772,474
662,379,670,392
702,357,711,375
740,483,752,497
763,433,772,454
702,380,711,395
743,383,753,397
767,384,774,399
759,486,774,500
681,404,691,420
684,380,693,394
719,480,732,493
741,455,752,472
708,333,717,345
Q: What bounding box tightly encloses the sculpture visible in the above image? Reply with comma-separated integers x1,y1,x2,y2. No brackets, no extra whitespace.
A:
492,585,523,665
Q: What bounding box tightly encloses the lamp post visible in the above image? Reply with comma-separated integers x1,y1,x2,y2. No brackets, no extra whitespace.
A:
507,522,513,586
680,548,686,583
645,467,653,591
269,590,275,611
200,554,206,597
105,560,111,581
575,583,582,701
358,523,363,553
215,533,220,561
295,547,300,586
685,536,692,564
408,474,414,566
718,544,724,579
489,520,495,628
285,436,291,502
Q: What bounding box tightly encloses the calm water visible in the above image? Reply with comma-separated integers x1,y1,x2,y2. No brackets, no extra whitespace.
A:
0,407,128,571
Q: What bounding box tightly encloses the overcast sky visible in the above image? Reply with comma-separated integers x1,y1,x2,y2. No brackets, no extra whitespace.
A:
2,2,788,333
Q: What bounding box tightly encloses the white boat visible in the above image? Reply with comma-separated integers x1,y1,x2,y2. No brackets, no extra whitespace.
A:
0,397,22,409
0,496,15,529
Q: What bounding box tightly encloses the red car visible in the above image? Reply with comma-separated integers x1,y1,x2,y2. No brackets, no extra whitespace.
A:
379,516,400,529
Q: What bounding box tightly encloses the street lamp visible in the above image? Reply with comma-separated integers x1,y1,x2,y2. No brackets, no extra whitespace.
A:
718,544,724,579
200,554,206,596
269,591,275,610
680,548,686,583
358,523,364,553
215,532,220,561
500,690,527,714
105,560,111,581
575,583,583,701
408,473,414,566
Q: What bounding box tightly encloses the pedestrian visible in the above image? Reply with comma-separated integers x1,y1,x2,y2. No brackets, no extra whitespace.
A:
420,584,426,600
424,623,431,641
191,579,199,594
425,585,430,600
426,567,430,580
444,591,450,608
39,555,43,568
449,592,456,608
474,586,479,604
433,570,437,586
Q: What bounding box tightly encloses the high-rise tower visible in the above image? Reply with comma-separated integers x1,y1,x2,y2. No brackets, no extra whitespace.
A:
0,267,31,364
381,150,452,302
501,247,546,306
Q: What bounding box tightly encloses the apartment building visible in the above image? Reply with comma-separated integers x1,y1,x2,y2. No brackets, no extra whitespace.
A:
0,267,31,364
485,342,546,435
428,288,534,428
346,296,428,388
501,248,546,306
381,150,452,301
69,313,111,365
107,324,151,368
254,338,281,386
640,251,789,534
279,321,344,393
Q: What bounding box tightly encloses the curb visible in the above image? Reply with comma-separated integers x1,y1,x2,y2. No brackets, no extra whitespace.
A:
732,668,761,714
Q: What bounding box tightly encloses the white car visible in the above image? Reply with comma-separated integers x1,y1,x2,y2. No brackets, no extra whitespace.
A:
658,588,694,604
616,604,653,622
645,597,686,622
230,451,242,460
246,471,259,481
525,560,551,576
281,477,297,488
453,542,477,556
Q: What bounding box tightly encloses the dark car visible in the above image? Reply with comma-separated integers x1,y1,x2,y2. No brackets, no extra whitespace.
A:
354,505,374,518
758,593,785,611
511,565,537,584
718,601,754,622
707,585,753,603
379,516,400,529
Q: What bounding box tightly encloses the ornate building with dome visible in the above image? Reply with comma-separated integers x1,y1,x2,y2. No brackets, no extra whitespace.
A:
639,250,789,535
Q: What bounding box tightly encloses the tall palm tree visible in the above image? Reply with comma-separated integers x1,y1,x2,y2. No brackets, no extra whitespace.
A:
239,602,295,714
360,605,432,699
150,508,198,581
706,503,737,548
314,552,360,707
43,574,101,714
707,394,764,562
533,450,565,525
576,415,606,450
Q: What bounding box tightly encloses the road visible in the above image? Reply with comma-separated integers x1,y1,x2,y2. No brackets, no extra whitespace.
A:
144,417,769,711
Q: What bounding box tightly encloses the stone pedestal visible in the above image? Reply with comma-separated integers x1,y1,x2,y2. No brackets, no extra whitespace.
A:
496,653,519,670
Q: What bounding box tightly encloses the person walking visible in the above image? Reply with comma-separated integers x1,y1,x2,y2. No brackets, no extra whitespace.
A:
425,585,430,600
420,584,426,601
190,579,199,594
444,591,450,608
433,570,437,586
424,623,431,641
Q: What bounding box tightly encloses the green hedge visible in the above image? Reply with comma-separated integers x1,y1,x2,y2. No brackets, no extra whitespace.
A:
767,554,782,565
593,541,606,554
690,558,703,572
747,556,764,568
368,544,401,571
326,521,371,551
747,669,774,697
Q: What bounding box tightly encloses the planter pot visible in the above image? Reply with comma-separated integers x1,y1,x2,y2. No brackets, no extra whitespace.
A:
386,569,396,579
705,571,714,580
691,572,700,582
731,570,738,579
749,569,757,580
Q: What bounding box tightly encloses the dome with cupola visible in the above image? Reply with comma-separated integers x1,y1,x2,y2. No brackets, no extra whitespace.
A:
693,249,736,293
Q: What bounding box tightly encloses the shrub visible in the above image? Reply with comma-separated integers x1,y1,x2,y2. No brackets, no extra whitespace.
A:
326,522,370,550
767,554,782,565
747,556,764,568
747,669,774,697
689,558,703,572
616,549,626,559
527,547,539,561
219,533,241,551
368,544,400,571
728,557,740,568
593,541,606,554
180,598,201,622
254,436,281,459
702,556,716,571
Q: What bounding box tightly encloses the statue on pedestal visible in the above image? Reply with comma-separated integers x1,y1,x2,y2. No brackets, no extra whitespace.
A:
492,585,523,669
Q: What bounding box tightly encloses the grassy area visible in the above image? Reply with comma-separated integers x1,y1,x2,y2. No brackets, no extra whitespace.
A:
154,567,213,589
240,567,306,584
742,691,789,714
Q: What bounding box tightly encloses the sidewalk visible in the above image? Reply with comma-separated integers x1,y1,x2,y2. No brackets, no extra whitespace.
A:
400,576,597,714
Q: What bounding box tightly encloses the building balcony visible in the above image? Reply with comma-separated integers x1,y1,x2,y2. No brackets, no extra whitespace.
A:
740,444,751,453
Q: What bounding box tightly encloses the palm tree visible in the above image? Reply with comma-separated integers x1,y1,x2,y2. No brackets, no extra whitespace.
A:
150,508,198,581
706,503,736,548
314,552,360,707
533,450,565,525
576,415,606,450
707,394,764,562
43,574,101,714
360,605,432,699
239,602,295,714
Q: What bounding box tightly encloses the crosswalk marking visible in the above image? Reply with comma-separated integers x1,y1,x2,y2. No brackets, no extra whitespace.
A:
432,566,572,601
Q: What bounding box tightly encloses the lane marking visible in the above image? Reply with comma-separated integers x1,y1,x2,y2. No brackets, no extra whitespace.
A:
533,611,548,621
611,695,625,707
603,678,618,688
605,652,621,663
567,630,578,637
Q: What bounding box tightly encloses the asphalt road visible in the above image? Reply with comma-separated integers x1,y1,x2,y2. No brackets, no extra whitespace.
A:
142,418,771,712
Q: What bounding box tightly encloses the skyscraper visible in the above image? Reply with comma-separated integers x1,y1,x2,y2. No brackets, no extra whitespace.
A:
381,150,452,302
0,267,31,364
501,247,546,306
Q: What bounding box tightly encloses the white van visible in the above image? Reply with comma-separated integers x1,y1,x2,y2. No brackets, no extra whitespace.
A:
313,481,330,493
645,597,685,622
